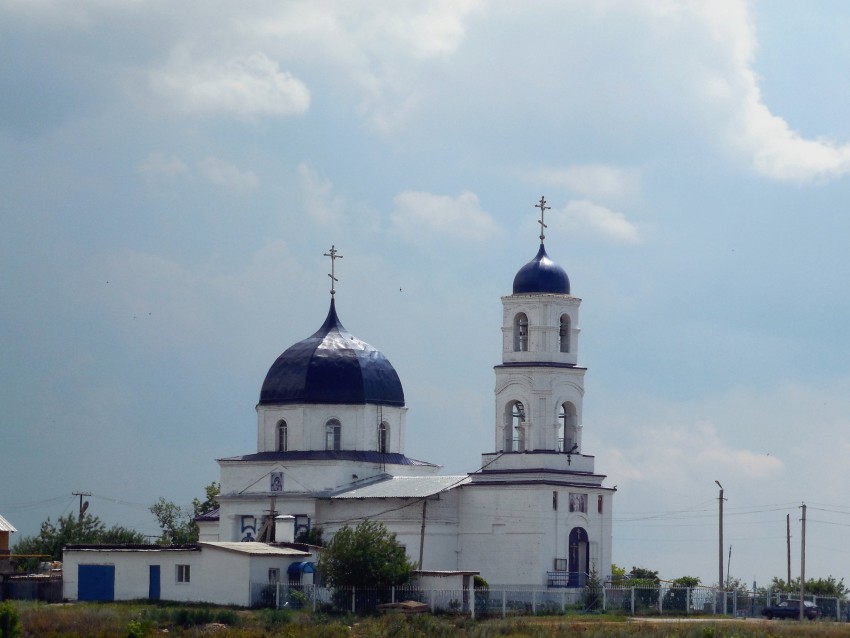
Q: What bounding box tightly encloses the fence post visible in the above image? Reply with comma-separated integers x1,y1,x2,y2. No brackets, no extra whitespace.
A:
602,585,606,612
312,584,317,612
561,588,566,613
351,587,356,614
470,586,476,620
658,587,663,615
391,586,395,604
631,587,635,616
502,589,507,618
275,582,280,609
532,589,537,614
732,589,737,617
430,588,435,613
686,588,690,615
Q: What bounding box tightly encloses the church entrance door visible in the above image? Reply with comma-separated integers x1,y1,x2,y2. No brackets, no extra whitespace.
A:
568,527,589,586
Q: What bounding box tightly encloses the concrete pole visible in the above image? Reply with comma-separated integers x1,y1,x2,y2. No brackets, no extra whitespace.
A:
715,481,724,595
799,503,806,620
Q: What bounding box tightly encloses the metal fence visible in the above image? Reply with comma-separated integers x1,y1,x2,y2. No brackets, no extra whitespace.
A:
0,577,63,603
248,582,848,620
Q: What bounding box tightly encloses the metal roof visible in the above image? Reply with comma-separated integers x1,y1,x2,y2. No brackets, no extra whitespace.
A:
259,299,405,407
330,475,470,499
199,542,310,557
0,514,17,533
513,243,570,295
219,450,437,467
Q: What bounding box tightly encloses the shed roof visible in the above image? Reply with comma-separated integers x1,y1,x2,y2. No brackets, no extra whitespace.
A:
0,514,16,533
199,542,310,557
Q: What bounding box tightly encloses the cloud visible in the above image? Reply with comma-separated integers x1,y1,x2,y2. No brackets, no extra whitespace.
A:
199,156,259,192
654,2,850,182
390,190,502,243
235,1,480,132
551,200,640,244
136,152,189,179
297,163,345,225
149,51,310,119
536,164,641,199
609,421,783,485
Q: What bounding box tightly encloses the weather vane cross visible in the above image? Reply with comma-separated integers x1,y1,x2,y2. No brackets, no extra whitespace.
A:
535,196,550,241
324,244,343,296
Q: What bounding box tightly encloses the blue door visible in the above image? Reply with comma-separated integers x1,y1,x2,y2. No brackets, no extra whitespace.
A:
78,564,115,601
149,565,161,600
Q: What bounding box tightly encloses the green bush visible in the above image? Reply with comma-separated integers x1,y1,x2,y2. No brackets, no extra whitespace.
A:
214,609,240,626
0,602,21,638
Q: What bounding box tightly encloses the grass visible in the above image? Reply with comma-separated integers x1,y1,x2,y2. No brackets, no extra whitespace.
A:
5,601,849,638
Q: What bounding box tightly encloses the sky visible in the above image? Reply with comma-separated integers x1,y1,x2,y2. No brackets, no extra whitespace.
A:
3,0,850,589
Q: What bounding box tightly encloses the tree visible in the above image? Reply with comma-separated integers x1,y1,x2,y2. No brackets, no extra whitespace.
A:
150,481,220,545
770,575,847,598
627,566,660,611
663,576,700,612
317,520,414,589
192,481,220,518
12,513,146,564
610,563,627,585
295,525,325,546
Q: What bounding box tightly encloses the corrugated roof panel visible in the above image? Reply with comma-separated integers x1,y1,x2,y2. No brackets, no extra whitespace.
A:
218,450,437,466
200,542,310,557
330,475,469,499
0,514,17,533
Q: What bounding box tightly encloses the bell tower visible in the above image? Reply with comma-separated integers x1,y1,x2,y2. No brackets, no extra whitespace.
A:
493,197,586,457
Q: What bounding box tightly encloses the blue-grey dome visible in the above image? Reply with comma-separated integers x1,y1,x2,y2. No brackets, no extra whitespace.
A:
259,300,405,407
512,243,570,294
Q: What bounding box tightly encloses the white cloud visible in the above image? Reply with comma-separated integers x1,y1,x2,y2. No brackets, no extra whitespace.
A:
610,421,783,484
536,164,641,199
656,1,850,182
149,51,310,119
552,200,640,244
390,190,502,243
236,1,480,132
297,163,345,225
199,156,259,192
136,152,189,179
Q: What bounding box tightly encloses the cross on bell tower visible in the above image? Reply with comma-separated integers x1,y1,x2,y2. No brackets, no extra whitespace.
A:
535,196,550,242
324,245,343,296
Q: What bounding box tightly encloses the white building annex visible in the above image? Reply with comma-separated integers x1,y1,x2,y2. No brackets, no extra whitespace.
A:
208,198,615,587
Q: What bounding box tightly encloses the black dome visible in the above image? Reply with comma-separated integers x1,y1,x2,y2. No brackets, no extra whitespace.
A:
259,300,405,406
512,243,570,294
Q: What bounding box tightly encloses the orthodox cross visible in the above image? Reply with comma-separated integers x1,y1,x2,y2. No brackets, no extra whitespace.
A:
535,196,550,241
324,245,343,296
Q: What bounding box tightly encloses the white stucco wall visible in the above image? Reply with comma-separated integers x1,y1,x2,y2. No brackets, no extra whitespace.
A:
256,404,408,454
62,545,311,607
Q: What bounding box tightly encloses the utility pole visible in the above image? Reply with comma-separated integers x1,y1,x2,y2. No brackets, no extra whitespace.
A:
786,514,791,585
799,503,806,621
715,481,724,593
72,491,91,521
418,500,428,569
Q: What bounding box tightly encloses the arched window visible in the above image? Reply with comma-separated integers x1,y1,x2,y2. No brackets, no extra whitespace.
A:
325,419,341,451
378,422,389,454
559,314,570,353
558,402,578,453
504,401,526,452
513,313,529,352
277,420,288,452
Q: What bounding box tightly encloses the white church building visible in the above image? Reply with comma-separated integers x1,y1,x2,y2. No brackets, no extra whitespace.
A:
206,199,615,587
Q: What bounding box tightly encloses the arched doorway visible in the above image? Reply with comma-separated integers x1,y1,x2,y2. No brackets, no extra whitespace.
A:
568,527,589,586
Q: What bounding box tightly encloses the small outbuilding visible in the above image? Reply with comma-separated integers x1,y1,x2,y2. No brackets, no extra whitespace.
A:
62,542,312,607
